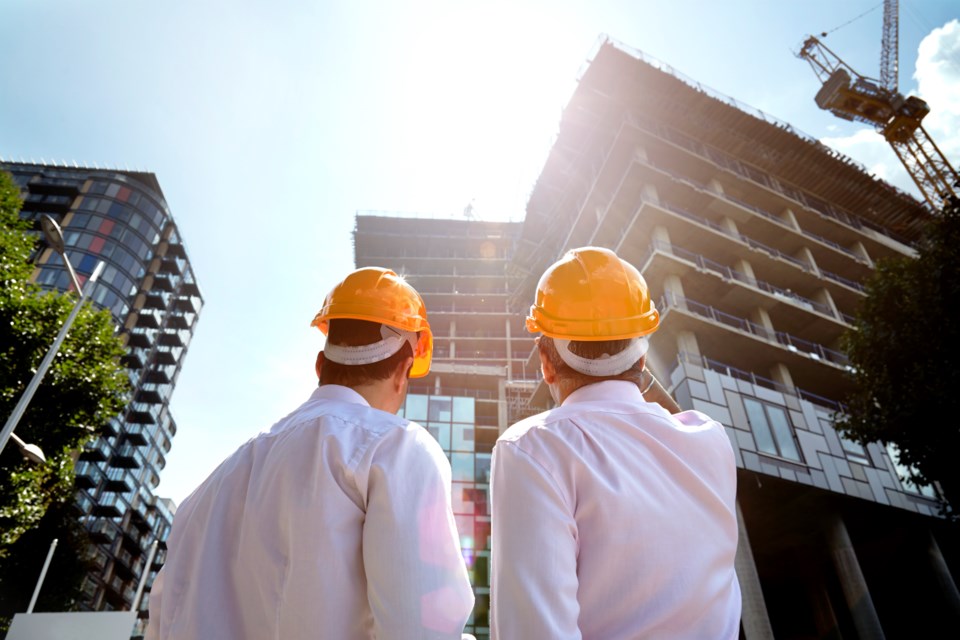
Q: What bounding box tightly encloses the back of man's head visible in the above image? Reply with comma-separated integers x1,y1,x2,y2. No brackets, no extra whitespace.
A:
538,335,646,396
320,318,415,386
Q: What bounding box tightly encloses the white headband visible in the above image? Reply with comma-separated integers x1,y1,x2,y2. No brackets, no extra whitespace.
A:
554,337,648,376
324,324,417,366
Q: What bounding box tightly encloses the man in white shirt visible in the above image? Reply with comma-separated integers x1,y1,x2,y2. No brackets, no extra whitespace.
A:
147,267,474,639
490,247,741,639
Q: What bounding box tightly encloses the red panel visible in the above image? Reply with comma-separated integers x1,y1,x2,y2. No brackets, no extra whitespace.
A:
89,236,105,254
99,219,115,235
117,187,131,202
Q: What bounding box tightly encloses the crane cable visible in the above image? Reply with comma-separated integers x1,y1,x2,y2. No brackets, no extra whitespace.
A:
820,2,883,38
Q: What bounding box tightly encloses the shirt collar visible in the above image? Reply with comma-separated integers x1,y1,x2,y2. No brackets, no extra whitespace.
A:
311,384,371,407
561,379,645,407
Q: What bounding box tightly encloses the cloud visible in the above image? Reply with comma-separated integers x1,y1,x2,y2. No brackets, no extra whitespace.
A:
819,19,960,202
915,19,960,166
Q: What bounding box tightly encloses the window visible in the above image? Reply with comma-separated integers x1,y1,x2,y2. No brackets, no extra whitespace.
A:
838,429,871,466
886,444,938,498
744,397,802,461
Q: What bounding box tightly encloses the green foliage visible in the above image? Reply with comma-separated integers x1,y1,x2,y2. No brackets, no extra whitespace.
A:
0,170,130,622
837,197,960,517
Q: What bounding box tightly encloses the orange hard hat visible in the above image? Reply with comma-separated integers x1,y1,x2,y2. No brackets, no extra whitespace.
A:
526,247,659,340
311,267,433,377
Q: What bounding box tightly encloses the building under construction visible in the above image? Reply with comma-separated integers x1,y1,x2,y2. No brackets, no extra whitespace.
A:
507,38,960,638
355,36,960,638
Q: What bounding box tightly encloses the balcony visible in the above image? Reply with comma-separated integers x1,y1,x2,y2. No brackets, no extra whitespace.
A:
80,438,111,462
175,295,199,314
142,293,167,310
151,275,174,292
158,330,184,348
153,348,178,366
87,520,119,544
127,408,157,425
144,368,171,384
655,293,853,400
104,468,132,493
180,281,201,297
126,331,152,349
167,312,193,330
158,257,183,277
135,389,163,405
110,445,141,469
122,423,151,446
134,310,161,329
121,351,145,370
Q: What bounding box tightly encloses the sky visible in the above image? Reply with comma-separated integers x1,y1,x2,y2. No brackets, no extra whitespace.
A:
1,1,958,506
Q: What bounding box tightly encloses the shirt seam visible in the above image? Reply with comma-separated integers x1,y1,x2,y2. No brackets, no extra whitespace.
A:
498,439,571,509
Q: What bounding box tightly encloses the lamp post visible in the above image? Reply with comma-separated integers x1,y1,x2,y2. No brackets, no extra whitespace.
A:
0,215,105,459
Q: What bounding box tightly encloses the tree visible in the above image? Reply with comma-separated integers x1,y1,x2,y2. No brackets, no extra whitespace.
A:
0,170,129,627
837,196,960,518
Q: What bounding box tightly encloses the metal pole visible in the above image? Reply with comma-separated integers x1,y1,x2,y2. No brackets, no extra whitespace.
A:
133,540,159,611
27,538,58,613
0,261,104,458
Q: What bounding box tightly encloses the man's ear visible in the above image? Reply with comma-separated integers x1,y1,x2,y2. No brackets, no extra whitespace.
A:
315,351,325,382
394,356,415,391
539,347,557,385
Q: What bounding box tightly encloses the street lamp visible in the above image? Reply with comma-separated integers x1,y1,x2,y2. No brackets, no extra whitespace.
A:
0,215,105,460
10,432,46,465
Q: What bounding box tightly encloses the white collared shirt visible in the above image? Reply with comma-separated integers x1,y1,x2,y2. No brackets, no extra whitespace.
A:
147,385,474,640
490,380,741,639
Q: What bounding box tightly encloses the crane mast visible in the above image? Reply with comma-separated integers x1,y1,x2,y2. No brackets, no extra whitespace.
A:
798,0,958,212
880,0,899,92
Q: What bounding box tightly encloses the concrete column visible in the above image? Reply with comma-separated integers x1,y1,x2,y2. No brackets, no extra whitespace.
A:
750,308,775,339
720,216,739,236
641,182,659,206
769,363,795,390
928,530,960,622
708,178,725,196
450,320,456,359
504,317,512,382
663,274,686,309
809,581,843,640
676,330,702,362
851,240,874,267
651,225,671,253
779,207,800,230
734,259,756,284
795,246,820,275
826,515,885,639
814,288,842,321
736,501,775,640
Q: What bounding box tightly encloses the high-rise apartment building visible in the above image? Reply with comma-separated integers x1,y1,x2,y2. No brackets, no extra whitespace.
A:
353,212,529,639
507,39,959,638
1,161,202,617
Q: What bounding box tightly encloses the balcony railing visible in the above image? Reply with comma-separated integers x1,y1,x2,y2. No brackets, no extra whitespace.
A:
661,293,850,368
677,351,846,412
643,240,845,321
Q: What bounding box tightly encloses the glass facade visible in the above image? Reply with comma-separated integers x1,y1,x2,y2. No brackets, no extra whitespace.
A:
2,162,202,617
399,393,490,636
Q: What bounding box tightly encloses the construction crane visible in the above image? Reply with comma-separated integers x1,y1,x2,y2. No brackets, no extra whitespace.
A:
798,0,959,212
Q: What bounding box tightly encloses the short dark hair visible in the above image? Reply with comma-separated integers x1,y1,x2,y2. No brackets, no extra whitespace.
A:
538,335,644,394
320,319,414,387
